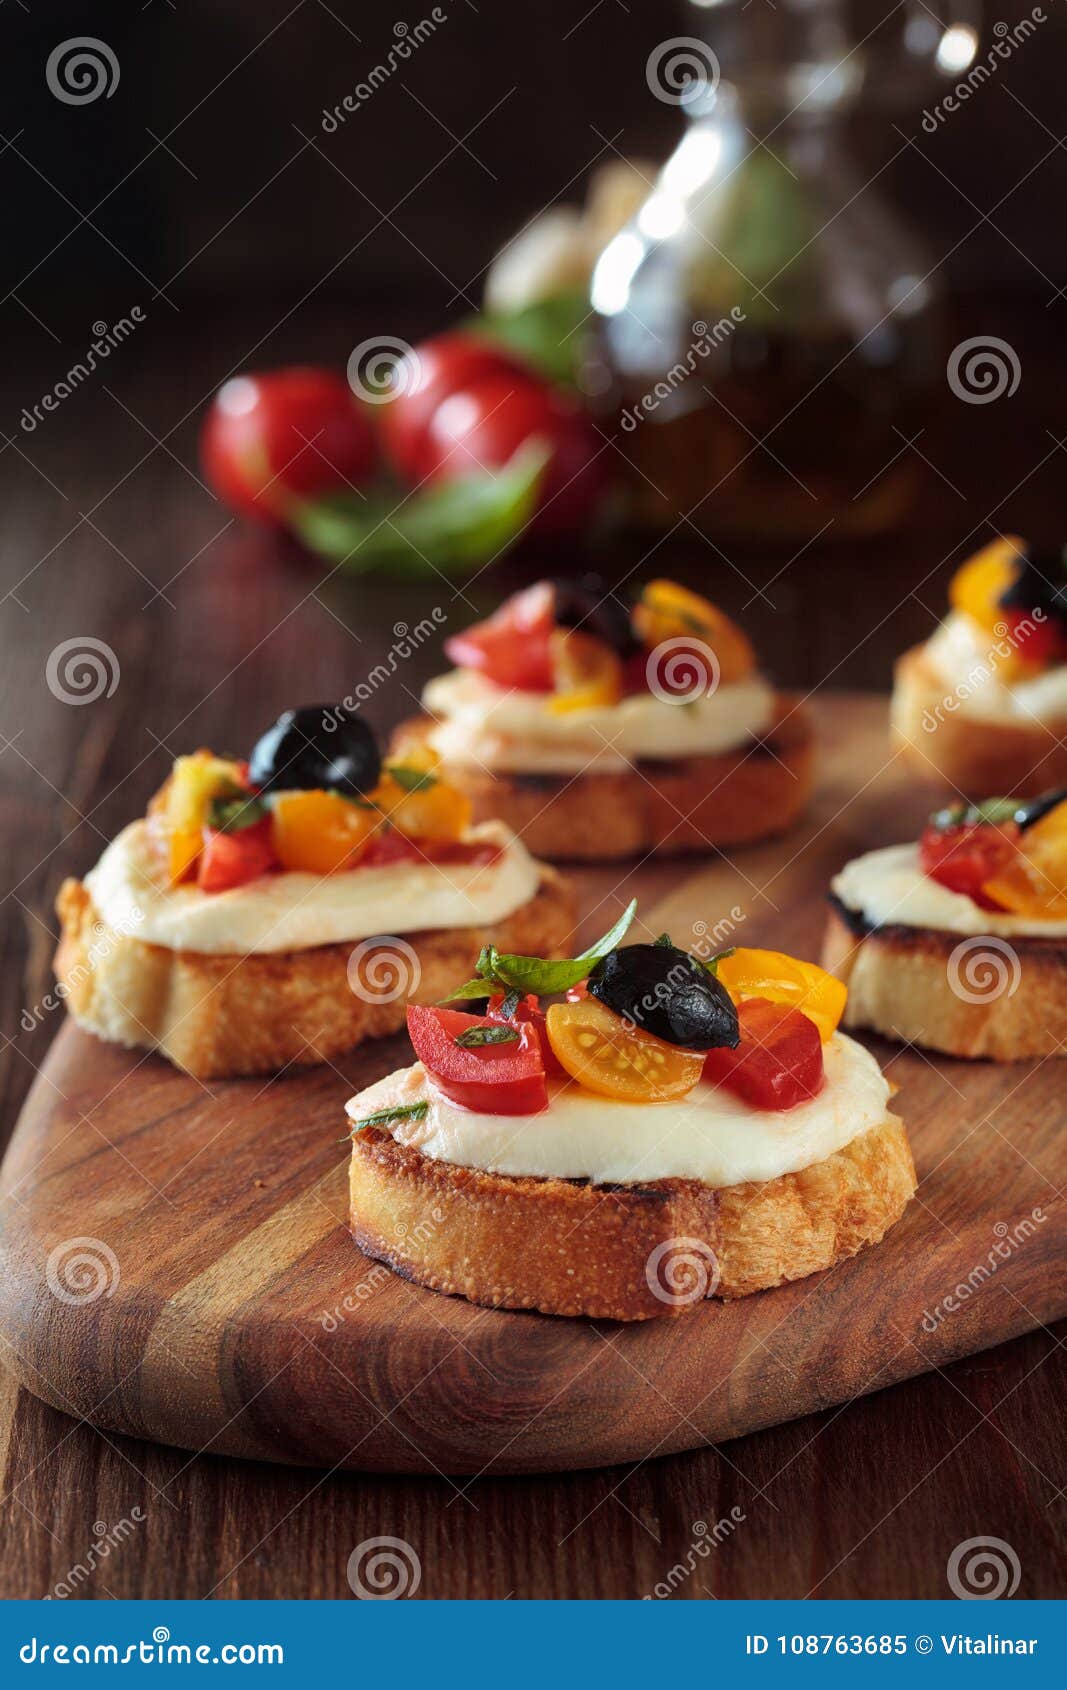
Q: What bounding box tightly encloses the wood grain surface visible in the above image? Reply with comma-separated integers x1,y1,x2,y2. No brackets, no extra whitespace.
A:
0,697,1064,1533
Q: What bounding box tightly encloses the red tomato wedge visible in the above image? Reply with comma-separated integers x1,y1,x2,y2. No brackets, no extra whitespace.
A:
197,816,277,892
917,821,1019,911
701,998,823,1111
444,581,556,692
486,991,565,1078
406,1004,547,1115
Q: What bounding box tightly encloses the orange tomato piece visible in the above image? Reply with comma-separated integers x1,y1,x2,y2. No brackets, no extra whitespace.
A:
372,769,472,841
714,947,846,1044
948,535,1026,634
545,997,704,1101
271,790,378,873
984,797,1067,917
545,628,624,714
632,579,755,684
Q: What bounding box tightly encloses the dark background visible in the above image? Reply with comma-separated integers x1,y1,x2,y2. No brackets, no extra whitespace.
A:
1,0,1066,1602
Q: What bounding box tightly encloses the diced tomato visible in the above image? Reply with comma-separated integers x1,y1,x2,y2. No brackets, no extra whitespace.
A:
1001,608,1062,668
565,979,589,1002
197,816,277,892
545,998,704,1102
702,998,824,1111
406,1004,547,1115
444,582,556,692
486,990,565,1078
359,831,500,869
918,821,1020,911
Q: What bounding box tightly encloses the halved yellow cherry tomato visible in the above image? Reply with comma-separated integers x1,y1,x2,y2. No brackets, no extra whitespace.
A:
372,770,472,841
632,580,755,685
157,751,246,884
545,628,623,714
984,798,1067,917
271,790,378,873
545,997,704,1101
714,948,846,1044
948,535,1026,634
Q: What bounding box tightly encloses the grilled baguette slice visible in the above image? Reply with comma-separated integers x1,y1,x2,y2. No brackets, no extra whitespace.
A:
54,868,576,1080
391,699,813,861
890,642,1067,798
348,1111,916,1321
823,896,1067,1060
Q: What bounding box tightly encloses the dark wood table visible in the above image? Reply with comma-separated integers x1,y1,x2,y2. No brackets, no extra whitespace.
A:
1,310,1065,1599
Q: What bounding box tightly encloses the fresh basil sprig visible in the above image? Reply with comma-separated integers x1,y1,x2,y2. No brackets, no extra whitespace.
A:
454,1025,520,1048
387,764,438,793
930,797,1018,832
208,793,270,833
348,1101,428,1135
442,899,637,1003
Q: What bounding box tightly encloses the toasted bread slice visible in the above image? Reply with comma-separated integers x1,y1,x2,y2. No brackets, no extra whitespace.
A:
392,699,813,861
823,897,1067,1060
891,642,1067,798
348,1112,916,1320
54,870,576,1080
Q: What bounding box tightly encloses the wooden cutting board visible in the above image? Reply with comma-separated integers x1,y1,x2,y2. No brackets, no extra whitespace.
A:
0,695,1063,1476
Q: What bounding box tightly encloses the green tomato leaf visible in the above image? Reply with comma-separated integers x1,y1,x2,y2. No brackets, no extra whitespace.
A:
468,290,592,388
291,443,548,576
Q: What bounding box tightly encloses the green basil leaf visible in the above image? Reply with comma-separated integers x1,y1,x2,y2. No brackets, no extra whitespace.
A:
654,932,673,948
498,988,521,1020
468,290,591,388
441,900,637,1002
439,977,495,1004
454,1025,520,1048
930,797,1016,832
348,1101,428,1134
208,794,269,833
702,946,735,976
290,443,548,576
386,764,438,793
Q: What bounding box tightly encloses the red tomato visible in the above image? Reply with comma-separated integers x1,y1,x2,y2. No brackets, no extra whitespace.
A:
486,991,565,1078
702,998,824,1111
1002,609,1062,667
406,1005,548,1115
359,832,500,869
424,375,609,536
444,581,556,691
197,817,277,892
564,980,589,1002
918,822,1019,911
200,368,376,526
377,332,531,483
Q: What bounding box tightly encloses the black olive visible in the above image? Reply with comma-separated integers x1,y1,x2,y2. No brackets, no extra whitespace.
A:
587,943,739,1052
1014,787,1067,830
550,574,640,659
997,547,1067,630
248,706,382,796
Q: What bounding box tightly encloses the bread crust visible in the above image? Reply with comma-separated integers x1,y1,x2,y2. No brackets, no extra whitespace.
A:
890,641,1067,798
823,899,1067,1060
348,1112,916,1320
393,698,813,861
54,870,576,1080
